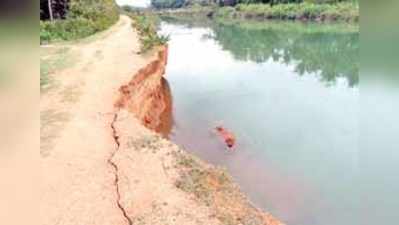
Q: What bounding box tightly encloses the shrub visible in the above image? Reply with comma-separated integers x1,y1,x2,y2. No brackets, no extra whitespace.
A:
221,2,358,21
130,14,169,53
215,6,236,18
297,2,327,19
40,0,119,43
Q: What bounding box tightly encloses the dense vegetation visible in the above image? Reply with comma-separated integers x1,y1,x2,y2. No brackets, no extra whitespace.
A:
40,0,119,43
215,2,358,21
40,0,69,20
128,13,169,53
152,0,358,22
151,0,358,8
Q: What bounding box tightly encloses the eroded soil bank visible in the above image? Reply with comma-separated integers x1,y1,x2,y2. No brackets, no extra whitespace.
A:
40,15,283,225
115,46,173,137
112,46,284,225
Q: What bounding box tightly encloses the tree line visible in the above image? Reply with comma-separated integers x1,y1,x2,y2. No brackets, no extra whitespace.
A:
151,0,357,9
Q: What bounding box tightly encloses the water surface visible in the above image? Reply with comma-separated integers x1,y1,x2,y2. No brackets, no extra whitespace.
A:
159,18,359,225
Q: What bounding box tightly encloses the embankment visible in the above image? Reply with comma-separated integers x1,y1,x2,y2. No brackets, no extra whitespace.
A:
111,46,285,225
40,14,284,225
115,45,172,137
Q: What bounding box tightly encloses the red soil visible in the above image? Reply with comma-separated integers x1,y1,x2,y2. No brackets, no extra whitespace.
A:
115,46,172,137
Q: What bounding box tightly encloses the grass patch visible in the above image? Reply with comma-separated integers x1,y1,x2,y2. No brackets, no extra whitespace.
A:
40,47,75,90
40,0,119,43
174,153,231,206
215,2,358,22
129,13,169,53
40,59,51,89
173,152,266,225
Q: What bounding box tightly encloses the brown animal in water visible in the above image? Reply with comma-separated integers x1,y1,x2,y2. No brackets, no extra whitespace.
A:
215,126,236,148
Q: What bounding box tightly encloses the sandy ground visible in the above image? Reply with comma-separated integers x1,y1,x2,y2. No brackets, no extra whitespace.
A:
40,15,283,225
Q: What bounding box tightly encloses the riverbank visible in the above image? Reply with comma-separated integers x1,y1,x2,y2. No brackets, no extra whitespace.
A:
40,15,284,225
156,2,359,23
217,2,359,22
160,14,359,33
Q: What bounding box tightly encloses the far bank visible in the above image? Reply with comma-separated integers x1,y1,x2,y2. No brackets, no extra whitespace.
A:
148,1,358,23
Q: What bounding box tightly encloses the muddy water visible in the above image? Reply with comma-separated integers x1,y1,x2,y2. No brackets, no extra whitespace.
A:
159,18,359,225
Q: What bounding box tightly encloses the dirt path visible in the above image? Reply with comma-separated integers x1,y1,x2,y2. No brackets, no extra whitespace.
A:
41,15,283,225
40,15,153,225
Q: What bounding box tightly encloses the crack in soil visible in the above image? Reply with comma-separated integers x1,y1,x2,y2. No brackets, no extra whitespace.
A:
108,112,133,225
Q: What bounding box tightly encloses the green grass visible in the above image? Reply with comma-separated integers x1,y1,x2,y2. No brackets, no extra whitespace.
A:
216,2,359,22
129,13,169,53
40,47,75,90
40,0,119,43
40,59,51,89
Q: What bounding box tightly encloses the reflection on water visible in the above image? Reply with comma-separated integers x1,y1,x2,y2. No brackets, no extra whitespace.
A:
157,78,174,138
213,22,359,87
359,81,399,225
162,17,359,87
160,18,359,225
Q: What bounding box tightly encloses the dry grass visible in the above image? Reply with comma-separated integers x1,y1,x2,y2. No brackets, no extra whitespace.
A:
40,47,76,91
172,152,265,225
